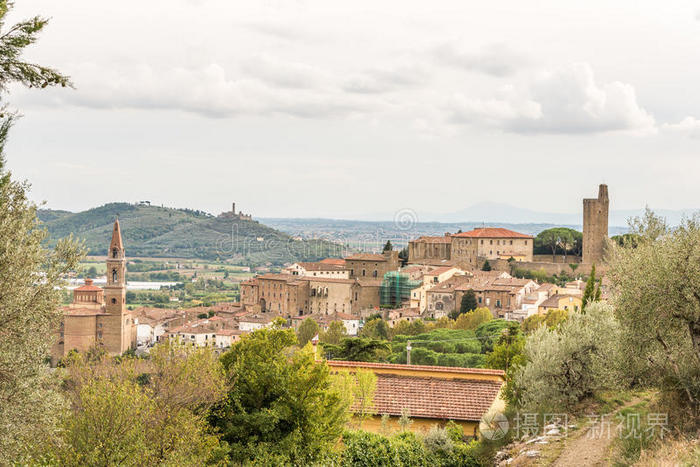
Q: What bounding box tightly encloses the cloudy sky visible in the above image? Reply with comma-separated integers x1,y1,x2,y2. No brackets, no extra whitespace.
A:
5,0,700,220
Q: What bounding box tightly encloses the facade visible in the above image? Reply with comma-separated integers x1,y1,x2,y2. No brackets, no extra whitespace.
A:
52,220,137,364
459,277,538,319
538,294,583,313
284,261,349,279
345,251,399,279
407,235,452,263
583,184,609,265
408,228,534,270
409,266,463,311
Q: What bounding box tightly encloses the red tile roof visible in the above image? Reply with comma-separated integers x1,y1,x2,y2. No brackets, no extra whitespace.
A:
320,258,347,266
452,227,533,239
74,279,102,292
370,374,503,421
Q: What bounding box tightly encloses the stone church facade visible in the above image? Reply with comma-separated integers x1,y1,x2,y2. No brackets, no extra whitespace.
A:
52,220,137,364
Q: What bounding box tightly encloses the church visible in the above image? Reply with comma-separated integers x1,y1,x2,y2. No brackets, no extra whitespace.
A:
52,219,137,364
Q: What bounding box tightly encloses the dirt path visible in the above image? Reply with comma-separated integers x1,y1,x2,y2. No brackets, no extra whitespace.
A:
551,398,643,467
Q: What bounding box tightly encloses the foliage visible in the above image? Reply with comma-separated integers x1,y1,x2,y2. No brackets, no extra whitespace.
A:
383,240,393,252
323,337,391,362
512,304,624,412
459,289,478,314
212,327,349,464
390,318,427,338
534,227,583,258
485,326,526,405
475,319,519,353
341,430,399,467
581,263,597,310
521,308,569,334
320,320,348,345
360,317,390,340
39,202,341,265
453,307,493,331
334,369,377,428
608,209,700,424
50,342,227,465
0,3,81,460
511,267,573,287
297,317,320,346
481,260,492,271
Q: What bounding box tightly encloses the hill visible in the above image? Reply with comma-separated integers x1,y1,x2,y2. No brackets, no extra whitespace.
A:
38,203,343,266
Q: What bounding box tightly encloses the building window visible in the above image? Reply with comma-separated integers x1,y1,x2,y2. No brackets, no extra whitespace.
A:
373,270,377,278
112,248,118,258
112,269,118,282
362,269,366,276
111,298,117,304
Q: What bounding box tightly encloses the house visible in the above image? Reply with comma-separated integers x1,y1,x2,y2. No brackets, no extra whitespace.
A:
345,251,399,280
214,329,244,349
538,294,583,313
284,261,349,279
238,313,278,332
409,266,463,311
291,312,362,336
384,307,422,327
325,360,505,437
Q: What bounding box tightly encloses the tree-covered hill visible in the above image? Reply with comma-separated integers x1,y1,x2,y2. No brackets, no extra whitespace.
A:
38,203,343,265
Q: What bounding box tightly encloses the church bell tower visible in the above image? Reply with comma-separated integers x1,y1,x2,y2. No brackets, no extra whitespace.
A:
104,219,126,315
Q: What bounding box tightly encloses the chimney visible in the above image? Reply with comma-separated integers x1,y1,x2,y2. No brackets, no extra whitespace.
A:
85,278,93,286
406,340,412,365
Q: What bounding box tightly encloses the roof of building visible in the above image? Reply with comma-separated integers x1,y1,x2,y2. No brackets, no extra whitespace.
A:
451,227,533,239
74,278,103,292
257,273,297,282
326,360,505,376
294,262,347,271
424,266,457,276
540,293,580,308
301,276,357,285
319,258,347,266
537,283,556,292
369,374,503,421
345,253,387,261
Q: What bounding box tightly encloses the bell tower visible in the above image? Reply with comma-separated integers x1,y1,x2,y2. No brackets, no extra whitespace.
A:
104,219,126,315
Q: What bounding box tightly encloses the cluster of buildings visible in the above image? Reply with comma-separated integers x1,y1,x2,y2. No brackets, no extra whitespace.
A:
52,185,607,365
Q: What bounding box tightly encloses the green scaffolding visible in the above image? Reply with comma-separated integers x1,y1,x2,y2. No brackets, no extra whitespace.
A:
380,271,422,308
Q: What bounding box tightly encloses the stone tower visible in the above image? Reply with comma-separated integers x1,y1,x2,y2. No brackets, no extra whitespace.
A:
103,219,131,352
582,184,609,264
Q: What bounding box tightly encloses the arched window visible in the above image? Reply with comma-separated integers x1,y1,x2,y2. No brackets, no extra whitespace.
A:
112,248,118,258
112,269,118,283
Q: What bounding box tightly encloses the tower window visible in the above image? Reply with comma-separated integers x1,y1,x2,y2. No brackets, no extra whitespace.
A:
111,298,117,304
112,269,118,282
112,248,118,258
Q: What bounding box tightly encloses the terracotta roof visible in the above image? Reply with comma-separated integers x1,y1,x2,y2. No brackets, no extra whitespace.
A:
451,227,533,239
369,374,503,421
540,293,579,308
320,258,347,266
257,273,297,282
345,253,387,261
424,266,456,276
74,279,103,292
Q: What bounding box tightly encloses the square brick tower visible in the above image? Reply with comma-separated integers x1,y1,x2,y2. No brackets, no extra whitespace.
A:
102,219,134,353
582,184,609,265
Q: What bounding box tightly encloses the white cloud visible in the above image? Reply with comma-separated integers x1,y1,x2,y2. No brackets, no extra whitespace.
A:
662,116,700,138
448,63,656,134
342,65,430,94
432,43,530,77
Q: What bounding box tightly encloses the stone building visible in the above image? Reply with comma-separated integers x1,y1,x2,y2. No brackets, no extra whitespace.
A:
582,184,609,264
52,220,137,364
407,235,452,262
283,261,349,279
345,250,399,279
219,202,253,221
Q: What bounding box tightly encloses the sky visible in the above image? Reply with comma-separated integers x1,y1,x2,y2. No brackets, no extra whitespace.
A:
5,0,700,221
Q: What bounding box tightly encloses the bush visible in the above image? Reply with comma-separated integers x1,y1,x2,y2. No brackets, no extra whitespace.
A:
512,303,624,413
342,430,398,467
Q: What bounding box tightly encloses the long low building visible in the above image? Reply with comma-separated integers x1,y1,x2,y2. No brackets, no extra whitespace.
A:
325,360,505,437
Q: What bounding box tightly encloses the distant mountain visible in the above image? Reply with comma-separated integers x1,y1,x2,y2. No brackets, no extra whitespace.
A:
38,203,342,266
421,202,699,227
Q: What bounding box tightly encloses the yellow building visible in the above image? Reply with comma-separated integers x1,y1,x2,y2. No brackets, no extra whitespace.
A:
325,360,505,438
52,220,137,364
538,293,582,313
